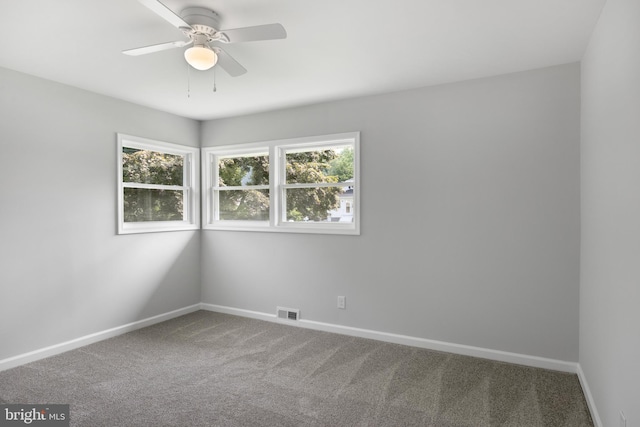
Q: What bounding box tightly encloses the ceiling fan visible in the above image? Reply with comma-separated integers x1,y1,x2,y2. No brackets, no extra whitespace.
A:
123,0,287,76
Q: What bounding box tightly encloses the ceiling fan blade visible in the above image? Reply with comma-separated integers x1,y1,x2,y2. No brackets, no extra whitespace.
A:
213,47,247,77
123,40,191,56
137,0,192,30
221,23,287,43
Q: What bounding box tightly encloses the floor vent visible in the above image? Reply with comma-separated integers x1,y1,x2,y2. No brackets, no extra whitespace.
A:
277,307,300,321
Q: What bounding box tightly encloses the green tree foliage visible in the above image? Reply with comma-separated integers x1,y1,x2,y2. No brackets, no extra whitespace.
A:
285,150,341,221
218,149,349,222
122,148,184,222
328,147,354,182
218,156,270,221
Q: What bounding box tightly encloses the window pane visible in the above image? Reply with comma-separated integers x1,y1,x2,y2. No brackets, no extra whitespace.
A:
218,155,269,187
123,188,184,222
122,147,184,186
285,187,354,223
218,189,269,221
286,146,353,184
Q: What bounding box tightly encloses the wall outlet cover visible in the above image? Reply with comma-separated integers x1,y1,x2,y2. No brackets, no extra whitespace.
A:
337,296,346,309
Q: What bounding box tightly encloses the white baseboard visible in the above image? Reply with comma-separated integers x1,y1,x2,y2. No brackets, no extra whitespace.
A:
0,302,583,379
201,303,278,322
0,304,201,372
200,303,578,373
577,364,603,427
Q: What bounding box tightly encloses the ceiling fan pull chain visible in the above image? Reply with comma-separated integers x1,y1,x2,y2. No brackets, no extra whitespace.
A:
213,68,217,93
187,62,191,98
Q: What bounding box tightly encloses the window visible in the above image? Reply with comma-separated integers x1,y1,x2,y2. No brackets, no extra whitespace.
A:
202,132,359,234
117,134,199,234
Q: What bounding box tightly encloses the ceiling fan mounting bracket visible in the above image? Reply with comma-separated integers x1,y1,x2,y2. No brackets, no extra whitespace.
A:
180,7,221,30
178,8,229,43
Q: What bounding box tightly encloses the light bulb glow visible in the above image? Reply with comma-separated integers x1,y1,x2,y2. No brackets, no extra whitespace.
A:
184,46,218,71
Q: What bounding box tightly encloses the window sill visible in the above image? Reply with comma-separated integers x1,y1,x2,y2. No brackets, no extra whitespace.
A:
118,222,200,235
202,222,359,235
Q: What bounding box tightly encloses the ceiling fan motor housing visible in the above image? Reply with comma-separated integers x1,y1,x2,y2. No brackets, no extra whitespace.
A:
181,7,221,34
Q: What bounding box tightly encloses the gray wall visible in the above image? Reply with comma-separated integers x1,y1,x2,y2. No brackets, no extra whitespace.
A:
201,63,581,362
0,68,201,360
580,0,640,424
0,61,583,367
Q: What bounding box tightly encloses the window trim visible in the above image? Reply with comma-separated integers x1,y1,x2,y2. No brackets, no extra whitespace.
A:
117,133,200,235
202,132,360,235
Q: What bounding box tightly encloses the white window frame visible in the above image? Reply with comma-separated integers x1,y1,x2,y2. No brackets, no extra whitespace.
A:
202,144,271,231
117,134,200,234
202,132,360,235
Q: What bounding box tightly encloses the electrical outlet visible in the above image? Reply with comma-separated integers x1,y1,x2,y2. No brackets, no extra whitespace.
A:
620,411,626,427
337,296,346,309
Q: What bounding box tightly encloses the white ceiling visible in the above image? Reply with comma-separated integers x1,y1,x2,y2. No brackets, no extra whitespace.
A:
0,0,605,121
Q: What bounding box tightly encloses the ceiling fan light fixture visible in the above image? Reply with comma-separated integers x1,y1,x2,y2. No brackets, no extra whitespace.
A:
184,45,218,71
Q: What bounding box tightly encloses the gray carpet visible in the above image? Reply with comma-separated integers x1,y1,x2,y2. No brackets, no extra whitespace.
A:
0,311,593,426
